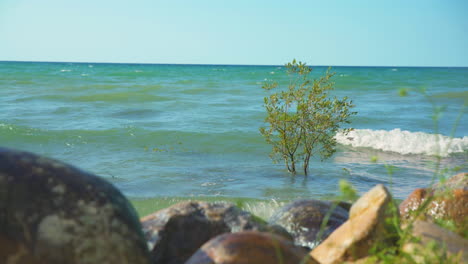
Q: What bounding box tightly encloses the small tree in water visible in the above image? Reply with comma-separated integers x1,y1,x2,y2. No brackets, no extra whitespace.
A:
260,60,356,175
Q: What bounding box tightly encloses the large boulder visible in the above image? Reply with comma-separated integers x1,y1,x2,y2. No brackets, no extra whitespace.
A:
141,201,287,264
310,184,395,264
399,172,467,236
185,231,319,264
269,199,349,249
0,148,151,264
402,220,467,263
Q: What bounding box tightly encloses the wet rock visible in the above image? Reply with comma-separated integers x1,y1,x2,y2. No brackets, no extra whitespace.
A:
399,173,467,236
269,199,349,249
310,184,395,264
185,231,319,264
0,147,151,264
402,220,467,263
141,201,286,264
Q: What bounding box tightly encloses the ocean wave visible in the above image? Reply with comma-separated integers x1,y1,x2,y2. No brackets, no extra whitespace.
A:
0,123,265,154
335,128,468,157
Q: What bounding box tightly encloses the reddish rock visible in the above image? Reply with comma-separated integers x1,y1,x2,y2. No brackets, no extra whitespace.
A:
185,231,318,264
0,148,151,264
141,201,287,264
269,199,349,249
399,173,468,235
399,188,428,218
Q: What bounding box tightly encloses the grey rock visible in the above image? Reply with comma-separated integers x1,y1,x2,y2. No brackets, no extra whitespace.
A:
141,201,288,264
402,220,468,263
0,147,150,264
269,199,349,249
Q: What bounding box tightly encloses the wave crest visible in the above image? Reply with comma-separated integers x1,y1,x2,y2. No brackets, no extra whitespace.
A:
335,128,468,157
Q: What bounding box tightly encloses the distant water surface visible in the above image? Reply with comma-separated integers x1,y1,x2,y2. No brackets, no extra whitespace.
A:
1,62,466,207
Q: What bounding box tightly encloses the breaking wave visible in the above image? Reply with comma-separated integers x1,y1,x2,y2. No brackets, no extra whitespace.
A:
335,128,468,157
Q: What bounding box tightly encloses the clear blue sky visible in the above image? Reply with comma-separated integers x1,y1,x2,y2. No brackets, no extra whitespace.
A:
1,0,467,66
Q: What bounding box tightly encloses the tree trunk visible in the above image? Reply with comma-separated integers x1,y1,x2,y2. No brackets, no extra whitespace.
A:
303,153,310,176
288,155,296,174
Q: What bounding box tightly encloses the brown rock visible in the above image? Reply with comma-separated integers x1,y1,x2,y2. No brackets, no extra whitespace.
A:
398,188,427,217
185,231,318,264
269,199,348,249
342,256,378,264
432,172,468,191
141,201,285,264
310,184,395,264
0,148,151,264
399,173,468,236
402,220,467,263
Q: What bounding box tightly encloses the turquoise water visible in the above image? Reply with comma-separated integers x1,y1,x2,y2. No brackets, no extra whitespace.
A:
1,61,467,204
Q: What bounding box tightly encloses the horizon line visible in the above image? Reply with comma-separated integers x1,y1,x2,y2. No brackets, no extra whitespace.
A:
1,59,468,68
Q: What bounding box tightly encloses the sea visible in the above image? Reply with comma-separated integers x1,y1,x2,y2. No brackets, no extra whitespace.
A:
1,61,467,217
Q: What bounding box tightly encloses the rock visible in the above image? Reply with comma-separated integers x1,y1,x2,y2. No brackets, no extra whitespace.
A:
336,200,352,212
399,173,468,236
185,231,319,264
398,188,427,218
342,256,378,264
402,220,467,263
432,172,468,191
269,199,349,249
310,184,395,264
141,201,287,264
0,147,150,264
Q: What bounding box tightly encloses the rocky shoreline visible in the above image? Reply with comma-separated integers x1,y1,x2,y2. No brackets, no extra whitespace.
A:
0,147,466,263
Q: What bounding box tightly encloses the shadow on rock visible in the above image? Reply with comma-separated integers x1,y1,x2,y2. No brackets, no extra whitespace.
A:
185,231,319,264
269,199,349,249
0,147,151,264
141,201,291,264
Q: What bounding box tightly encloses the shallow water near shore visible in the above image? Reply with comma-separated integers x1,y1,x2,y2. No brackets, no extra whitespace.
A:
1,61,467,215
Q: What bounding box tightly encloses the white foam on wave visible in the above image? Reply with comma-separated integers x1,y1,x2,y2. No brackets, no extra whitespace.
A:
335,128,468,157
0,123,14,130
242,199,285,220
